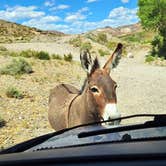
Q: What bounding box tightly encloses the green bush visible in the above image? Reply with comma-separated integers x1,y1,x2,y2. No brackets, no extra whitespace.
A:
106,41,117,49
98,49,110,56
52,54,62,60
9,52,19,57
97,33,108,44
0,58,33,76
6,87,24,99
80,42,92,51
64,53,73,62
119,33,142,43
119,31,154,44
0,46,7,51
160,56,165,61
85,33,97,42
35,51,50,60
9,50,51,60
150,35,166,59
69,37,82,47
20,49,37,58
145,55,155,63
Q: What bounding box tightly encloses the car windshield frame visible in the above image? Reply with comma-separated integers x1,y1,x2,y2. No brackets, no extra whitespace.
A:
1,114,166,154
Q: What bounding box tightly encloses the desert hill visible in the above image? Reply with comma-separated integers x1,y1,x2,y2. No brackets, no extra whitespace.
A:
0,19,65,43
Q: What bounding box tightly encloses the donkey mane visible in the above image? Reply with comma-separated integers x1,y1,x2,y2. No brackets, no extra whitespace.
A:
80,78,88,94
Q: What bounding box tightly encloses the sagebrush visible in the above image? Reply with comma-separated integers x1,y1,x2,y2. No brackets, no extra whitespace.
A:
64,53,73,62
6,86,24,99
0,58,33,76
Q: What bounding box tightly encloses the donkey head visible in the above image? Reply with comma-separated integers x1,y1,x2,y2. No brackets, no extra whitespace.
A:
80,43,123,124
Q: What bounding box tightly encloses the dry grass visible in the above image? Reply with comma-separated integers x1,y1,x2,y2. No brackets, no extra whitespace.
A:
0,21,165,150
0,55,85,149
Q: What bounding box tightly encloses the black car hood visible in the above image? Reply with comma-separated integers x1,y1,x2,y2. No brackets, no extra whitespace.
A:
26,124,166,152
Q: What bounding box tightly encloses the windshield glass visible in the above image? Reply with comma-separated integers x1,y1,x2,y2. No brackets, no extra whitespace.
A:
27,125,166,152
0,0,166,150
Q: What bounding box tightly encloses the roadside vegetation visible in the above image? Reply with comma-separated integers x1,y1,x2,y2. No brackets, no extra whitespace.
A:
63,53,73,62
0,48,74,63
98,49,110,56
6,86,24,99
138,0,166,61
69,32,129,57
52,54,62,60
0,58,33,76
119,31,154,44
10,50,51,60
0,51,84,149
69,36,92,51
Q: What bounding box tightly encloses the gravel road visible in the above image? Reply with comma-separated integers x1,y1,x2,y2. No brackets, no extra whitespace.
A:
109,49,166,123
2,42,166,121
0,43,166,148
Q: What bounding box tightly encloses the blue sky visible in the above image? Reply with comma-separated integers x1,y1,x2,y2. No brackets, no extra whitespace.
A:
0,0,139,34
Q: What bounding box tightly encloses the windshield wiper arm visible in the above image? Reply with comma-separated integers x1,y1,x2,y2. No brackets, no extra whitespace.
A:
78,114,166,138
1,114,165,154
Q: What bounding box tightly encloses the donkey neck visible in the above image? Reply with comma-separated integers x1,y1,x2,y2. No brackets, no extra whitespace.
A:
68,82,99,127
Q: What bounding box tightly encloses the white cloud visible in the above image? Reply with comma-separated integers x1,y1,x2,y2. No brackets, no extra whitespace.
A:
50,4,70,11
65,14,86,22
0,6,44,21
44,0,55,7
108,7,138,22
86,0,98,3
65,7,89,23
23,6,138,34
56,4,70,10
23,20,70,33
62,7,139,34
121,0,129,3
0,4,139,34
23,15,61,28
78,7,89,13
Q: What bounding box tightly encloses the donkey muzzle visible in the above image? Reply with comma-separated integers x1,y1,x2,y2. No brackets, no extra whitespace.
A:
103,103,121,125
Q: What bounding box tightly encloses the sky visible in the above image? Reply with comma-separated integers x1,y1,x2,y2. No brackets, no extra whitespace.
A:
0,0,139,34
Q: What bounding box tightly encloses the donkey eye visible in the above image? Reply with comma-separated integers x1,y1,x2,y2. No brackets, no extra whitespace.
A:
90,87,99,93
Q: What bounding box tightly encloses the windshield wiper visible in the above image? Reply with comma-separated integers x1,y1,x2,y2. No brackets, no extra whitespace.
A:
1,114,165,154
78,114,166,138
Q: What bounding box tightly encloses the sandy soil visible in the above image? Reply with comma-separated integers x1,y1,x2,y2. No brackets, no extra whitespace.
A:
0,43,166,149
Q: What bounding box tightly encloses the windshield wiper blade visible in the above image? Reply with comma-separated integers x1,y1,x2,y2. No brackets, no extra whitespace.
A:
1,114,165,154
78,114,166,138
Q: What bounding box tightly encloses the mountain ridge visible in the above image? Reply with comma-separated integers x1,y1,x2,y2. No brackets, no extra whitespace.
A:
0,19,142,42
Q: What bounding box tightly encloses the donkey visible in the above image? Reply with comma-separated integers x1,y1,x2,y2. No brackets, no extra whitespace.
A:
48,43,123,131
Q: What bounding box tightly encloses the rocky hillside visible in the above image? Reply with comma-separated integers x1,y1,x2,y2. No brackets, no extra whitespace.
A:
0,19,153,46
0,19,65,43
83,22,154,48
90,23,142,37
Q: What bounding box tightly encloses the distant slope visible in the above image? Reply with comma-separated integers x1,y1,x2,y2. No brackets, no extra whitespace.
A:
0,19,154,48
85,23,154,45
0,19,65,43
89,23,142,37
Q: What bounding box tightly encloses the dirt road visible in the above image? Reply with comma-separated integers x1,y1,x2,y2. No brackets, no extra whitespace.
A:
0,43,166,148
110,49,166,123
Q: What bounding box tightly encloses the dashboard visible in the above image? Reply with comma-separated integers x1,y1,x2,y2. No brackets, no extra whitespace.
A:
0,139,166,166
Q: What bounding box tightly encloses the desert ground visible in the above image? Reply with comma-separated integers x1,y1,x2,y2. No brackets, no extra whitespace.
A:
0,40,166,149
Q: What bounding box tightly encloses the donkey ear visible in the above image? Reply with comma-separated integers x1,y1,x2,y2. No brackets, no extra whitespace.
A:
103,43,123,73
90,57,100,75
80,49,98,74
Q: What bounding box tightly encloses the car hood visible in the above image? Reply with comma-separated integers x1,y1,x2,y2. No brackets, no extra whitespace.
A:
26,124,166,152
